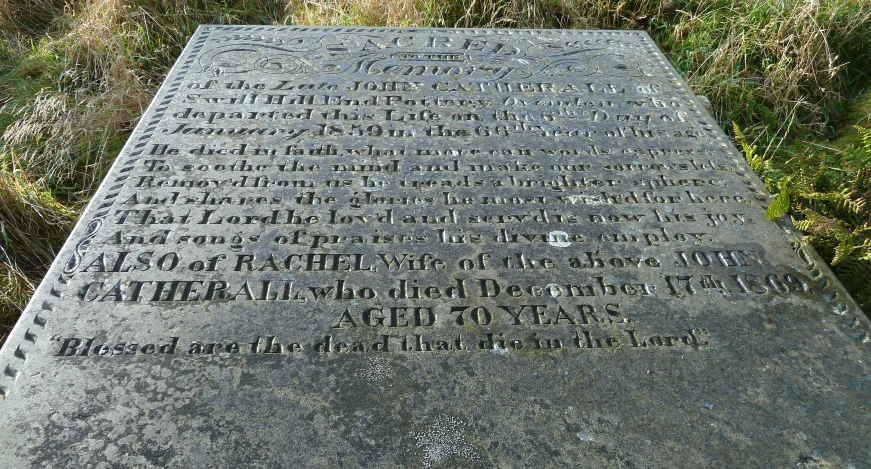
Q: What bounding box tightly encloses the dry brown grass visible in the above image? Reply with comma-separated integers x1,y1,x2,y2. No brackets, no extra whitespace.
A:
2,88,149,197
0,173,75,275
285,0,430,26
0,0,66,37
2,0,152,195
0,172,76,339
53,0,131,88
283,0,660,29
675,0,857,150
0,264,34,343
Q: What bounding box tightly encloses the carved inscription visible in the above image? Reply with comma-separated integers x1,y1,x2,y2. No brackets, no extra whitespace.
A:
2,27,869,469
49,29,821,358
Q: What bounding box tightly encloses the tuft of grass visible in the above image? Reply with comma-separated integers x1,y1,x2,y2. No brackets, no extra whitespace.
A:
0,174,77,272
2,89,147,199
285,0,431,26
653,0,871,153
0,0,67,38
0,262,34,344
0,172,77,339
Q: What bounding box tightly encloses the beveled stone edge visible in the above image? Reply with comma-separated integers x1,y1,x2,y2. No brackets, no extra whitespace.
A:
0,26,215,401
0,26,867,404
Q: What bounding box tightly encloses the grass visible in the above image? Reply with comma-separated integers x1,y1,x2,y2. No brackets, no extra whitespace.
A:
750,90,871,311
1,0,870,342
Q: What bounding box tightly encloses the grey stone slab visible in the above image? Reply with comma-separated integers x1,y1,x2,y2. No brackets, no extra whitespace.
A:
0,26,869,467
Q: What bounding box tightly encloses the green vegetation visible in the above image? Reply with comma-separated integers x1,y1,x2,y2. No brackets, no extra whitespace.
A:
1,0,870,341
739,91,871,310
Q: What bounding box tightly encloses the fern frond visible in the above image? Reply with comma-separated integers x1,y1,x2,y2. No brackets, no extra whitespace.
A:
832,237,853,265
793,218,814,231
804,188,866,216
855,125,871,154
765,178,790,219
801,233,821,245
733,123,765,174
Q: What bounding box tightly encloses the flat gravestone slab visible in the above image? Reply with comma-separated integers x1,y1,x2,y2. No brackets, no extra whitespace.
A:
1,26,869,467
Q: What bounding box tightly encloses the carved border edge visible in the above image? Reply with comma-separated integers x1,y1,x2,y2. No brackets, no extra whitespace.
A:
773,218,870,347
635,33,871,349
194,25,648,37
0,26,214,401
1,25,867,403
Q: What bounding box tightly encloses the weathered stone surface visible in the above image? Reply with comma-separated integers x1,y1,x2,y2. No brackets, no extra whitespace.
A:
0,26,868,467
